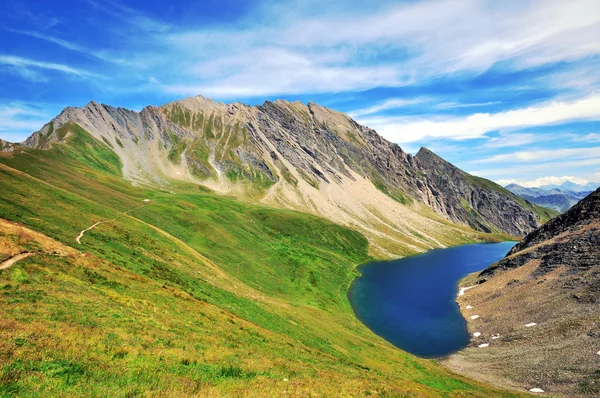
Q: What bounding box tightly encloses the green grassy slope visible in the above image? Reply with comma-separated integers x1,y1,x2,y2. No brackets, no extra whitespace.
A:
0,125,526,396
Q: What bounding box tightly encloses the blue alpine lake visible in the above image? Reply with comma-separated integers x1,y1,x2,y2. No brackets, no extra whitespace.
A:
348,242,516,358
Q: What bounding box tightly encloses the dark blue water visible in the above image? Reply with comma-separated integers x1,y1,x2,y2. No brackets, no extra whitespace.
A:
348,242,515,358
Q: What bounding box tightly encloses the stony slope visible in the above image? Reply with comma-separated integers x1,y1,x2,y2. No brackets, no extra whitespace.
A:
446,188,600,397
7,96,553,256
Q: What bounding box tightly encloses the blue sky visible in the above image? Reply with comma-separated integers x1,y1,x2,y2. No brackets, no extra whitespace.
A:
1,0,600,187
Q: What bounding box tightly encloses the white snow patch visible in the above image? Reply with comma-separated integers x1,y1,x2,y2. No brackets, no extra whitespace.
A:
529,387,544,393
466,305,473,309
471,315,480,320
459,286,476,296
478,343,489,348
596,351,600,355
525,323,537,327
473,332,481,337
491,334,500,340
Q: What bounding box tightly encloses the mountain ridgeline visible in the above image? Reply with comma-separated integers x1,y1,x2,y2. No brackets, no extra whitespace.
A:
11,96,552,256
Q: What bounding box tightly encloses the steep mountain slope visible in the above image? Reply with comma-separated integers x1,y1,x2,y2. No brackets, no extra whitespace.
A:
9,96,552,257
446,188,600,397
0,119,525,396
506,183,591,213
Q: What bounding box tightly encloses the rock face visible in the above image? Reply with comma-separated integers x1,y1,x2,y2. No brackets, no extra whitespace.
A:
0,139,17,153
4,96,552,255
447,188,600,397
412,148,551,236
482,187,600,277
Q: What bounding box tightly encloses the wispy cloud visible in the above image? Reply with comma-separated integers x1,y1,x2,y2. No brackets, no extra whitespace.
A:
570,132,600,143
157,47,402,97
470,158,600,178
437,101,502,109
0,55,102,80
6,29,127,64
87,0,170,33
474,147,600,164
0,102,52,142
348,98,423,118
358,95,600,143
482,133,542,149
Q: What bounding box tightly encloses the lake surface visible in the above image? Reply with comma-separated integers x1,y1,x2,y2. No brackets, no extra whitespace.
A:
348,242,515,358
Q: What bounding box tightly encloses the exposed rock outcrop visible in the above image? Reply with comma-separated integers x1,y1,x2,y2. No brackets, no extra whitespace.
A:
4,96,553,255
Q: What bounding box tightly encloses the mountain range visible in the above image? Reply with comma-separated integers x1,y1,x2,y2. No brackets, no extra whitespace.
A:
7,96,554,257
540,181,600,193
505,182,595,213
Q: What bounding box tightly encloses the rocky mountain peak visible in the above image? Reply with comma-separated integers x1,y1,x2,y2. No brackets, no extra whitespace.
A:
3,95,556,256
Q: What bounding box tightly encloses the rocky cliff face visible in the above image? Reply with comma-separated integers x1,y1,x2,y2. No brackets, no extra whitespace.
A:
5,96,552,255
447,189,600,396
412,148,552,236
482,187,600,277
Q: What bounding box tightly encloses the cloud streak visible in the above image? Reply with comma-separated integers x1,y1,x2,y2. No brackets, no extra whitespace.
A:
358,95,600,143
6,29,127,65
0,55,102,80
474,147,600,164
0,103,52,142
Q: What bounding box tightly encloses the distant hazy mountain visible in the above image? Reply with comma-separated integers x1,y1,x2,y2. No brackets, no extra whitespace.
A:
539,181,600,193
505,182,594,213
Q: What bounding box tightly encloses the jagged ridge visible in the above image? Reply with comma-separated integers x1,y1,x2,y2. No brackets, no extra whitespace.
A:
6,95,553,255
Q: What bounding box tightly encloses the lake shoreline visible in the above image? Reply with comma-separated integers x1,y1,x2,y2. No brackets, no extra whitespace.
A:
347,241,516,359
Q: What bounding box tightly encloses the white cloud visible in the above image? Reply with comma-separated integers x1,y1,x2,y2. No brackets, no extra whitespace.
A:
496,176,590,188
358,95,600,143
471,158,600,178
122,0,600,98
437,101,502,109
475,147,600,164
7,29,128,65
570,133,600,143
0,55,102,80
0,103,52,142
348,98,423,118
482,133,540,149
158,47,402,97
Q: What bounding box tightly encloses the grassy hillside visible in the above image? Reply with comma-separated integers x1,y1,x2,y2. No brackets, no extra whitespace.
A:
0,126,525,396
